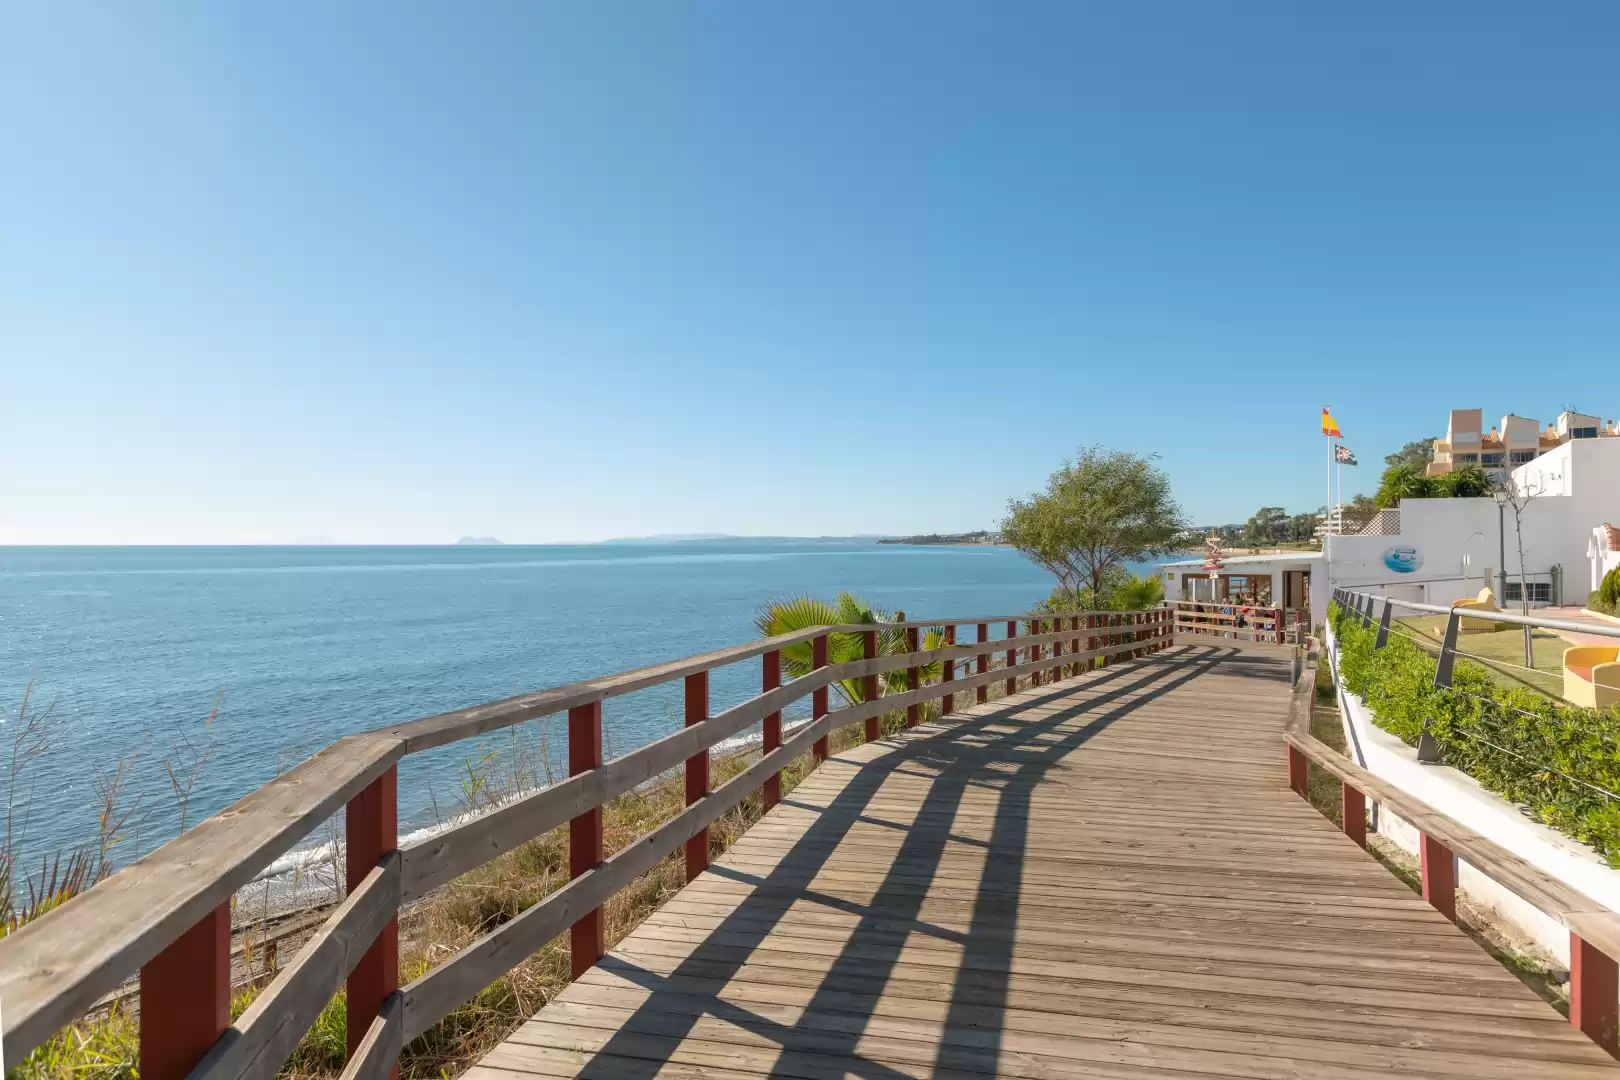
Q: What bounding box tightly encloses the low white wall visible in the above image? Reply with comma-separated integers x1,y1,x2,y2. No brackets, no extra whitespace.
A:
1326,622,1620,965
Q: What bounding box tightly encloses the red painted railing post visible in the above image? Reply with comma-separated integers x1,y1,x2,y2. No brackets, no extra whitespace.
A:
1342,784,1367,848
762,650,783,810
684,672,710,881
1286,743,1308,796
1086,614,1097,671
905,626,921,728
1072,617,1082,666
976,622,989,703
139,902,230,1080
1421,833,1456,922
568,702,605,978
942,625,956,714
812,634,830,762
1030,619,1042,686
862,629,880,742
1052,617,1065,680
1005,620,1018,697
1572,933,1620,1056
346,764,399,1067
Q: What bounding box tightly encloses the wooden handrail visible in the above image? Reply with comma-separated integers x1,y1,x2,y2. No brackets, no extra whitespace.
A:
1284,642,1620,1056
0,606,1177,1075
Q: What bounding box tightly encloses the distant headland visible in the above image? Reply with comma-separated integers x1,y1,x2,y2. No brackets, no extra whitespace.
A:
454,536,505,546
878,531,1003,546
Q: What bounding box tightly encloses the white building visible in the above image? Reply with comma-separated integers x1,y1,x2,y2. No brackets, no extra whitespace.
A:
1327,436,1620,609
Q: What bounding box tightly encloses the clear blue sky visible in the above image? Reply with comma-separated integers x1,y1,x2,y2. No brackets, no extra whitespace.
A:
5,3,1618,543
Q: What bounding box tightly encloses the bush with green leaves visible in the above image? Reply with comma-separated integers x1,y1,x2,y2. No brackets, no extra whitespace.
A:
1330,601,1620,864
1591,566,1620,616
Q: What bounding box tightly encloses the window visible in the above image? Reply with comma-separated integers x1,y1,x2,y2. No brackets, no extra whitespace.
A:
1481,453,1503,466
1454,453,1478,465
1574,426,1599,439
1504,581,1552,603
1510,450,1537,465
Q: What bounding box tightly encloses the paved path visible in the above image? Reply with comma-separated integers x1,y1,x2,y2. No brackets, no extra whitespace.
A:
469,644,1617,1079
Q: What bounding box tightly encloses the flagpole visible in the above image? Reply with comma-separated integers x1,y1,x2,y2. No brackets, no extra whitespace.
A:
1326,427,1333,535
1336,442,1342,527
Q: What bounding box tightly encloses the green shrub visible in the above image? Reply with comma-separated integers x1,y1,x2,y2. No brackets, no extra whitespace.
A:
1330,601,1620,865
1593,567,1620,616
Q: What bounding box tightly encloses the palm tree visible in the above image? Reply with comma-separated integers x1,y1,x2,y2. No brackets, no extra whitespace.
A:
1374,463,1441,508
754,592,949,705
1441,463,1493,498
1110,572,1165,611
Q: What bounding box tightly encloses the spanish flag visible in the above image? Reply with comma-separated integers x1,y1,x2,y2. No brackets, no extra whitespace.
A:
1321,407,1342,438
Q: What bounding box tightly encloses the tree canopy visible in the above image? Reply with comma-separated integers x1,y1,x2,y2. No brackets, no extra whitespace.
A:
1374,461,1492,507
1001,447,1185,605
1384,438,1437,470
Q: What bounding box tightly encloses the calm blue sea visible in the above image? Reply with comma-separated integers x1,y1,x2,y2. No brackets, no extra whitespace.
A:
1,541,1156,868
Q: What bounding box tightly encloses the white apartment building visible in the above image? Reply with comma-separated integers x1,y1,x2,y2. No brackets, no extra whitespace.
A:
1429,408,1614,487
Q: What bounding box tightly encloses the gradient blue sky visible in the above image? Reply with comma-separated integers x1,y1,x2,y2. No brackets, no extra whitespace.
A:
5,3,1618,543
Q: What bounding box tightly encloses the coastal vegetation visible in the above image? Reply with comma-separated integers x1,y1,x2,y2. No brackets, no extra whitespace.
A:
1330,601,1620,865
1001,447,1184,610
754,593,947,701
876,531,1000,545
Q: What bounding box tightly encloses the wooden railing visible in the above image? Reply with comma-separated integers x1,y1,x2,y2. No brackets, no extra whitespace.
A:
0,606,1176,1076
1283,639,1620,1057
1168,599,1302,644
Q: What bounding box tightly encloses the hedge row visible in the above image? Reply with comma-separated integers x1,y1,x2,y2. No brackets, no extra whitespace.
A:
1329,601,1620,865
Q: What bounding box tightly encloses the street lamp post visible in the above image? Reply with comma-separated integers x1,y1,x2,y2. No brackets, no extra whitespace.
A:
1493,489,1508,602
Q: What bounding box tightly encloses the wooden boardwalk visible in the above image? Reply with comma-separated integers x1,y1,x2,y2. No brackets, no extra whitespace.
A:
470,643,1617,1080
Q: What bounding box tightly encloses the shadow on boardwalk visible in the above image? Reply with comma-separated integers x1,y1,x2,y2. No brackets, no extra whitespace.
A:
571,647,1236,1080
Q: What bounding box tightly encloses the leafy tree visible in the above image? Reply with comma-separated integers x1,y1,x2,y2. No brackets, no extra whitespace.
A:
1385,438,1437,470
1339,494,1378,533
1286,513,1319,543
1240,506,1288,547
1439,463,1493,498
1001,447,1185,604
754,592,947,705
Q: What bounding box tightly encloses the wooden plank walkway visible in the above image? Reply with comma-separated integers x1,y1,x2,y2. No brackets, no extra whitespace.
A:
469,644,1618,1079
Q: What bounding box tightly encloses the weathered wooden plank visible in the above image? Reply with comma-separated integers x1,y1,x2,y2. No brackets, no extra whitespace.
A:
336,991,402,1080
0,734,404,1067
188,853,401,1080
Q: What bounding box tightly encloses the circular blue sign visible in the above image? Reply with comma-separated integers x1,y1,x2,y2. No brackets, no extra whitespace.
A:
1382,546,1422,573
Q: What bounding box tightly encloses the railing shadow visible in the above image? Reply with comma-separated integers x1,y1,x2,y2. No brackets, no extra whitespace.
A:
567,645,1248,1079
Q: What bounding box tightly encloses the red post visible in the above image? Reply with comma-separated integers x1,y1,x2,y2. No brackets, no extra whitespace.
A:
1085,614,1096,671
1052,617,1064,680
1342,783,1367,848
860,629,881,742
568,703,605,978
345,765,399,1065
976,622,989,703
905,626,921,728
1072,617,1082,665
941,624,957,714
762,650,783,809
1030,619,1042,686
1572,932,1620,1056
685,672,711,882
139,902,230,1080
1005,620,1018,696
1421,833,1456,922
1286,743,1308,796
812,634,830,762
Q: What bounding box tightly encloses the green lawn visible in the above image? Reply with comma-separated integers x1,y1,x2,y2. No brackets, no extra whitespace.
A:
1395,614,1566,699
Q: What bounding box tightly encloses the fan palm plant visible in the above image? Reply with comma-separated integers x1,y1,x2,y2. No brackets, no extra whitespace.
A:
1110,572,1165,611
754,592,950,705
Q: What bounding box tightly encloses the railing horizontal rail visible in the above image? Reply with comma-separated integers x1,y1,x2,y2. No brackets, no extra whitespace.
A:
1341,589,1614,639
